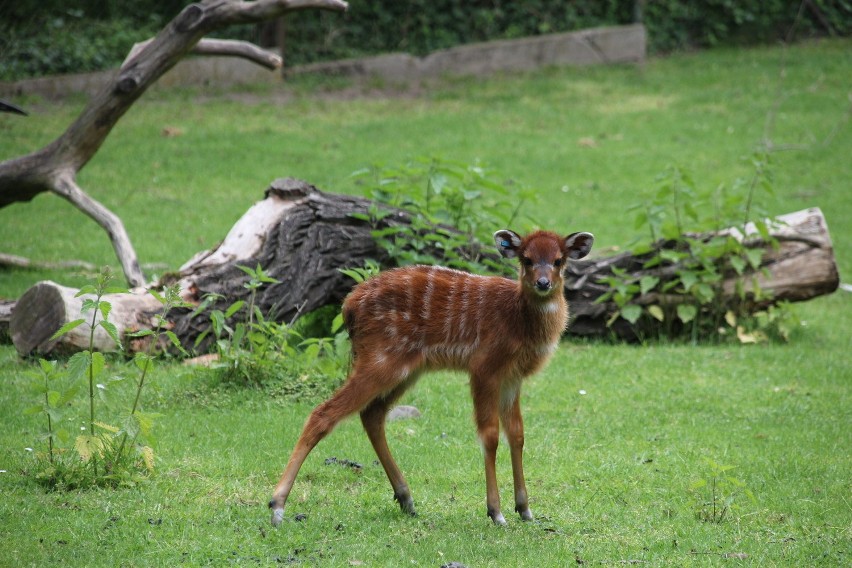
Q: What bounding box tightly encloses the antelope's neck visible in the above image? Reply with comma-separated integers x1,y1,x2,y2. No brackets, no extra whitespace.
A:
518,289,569,344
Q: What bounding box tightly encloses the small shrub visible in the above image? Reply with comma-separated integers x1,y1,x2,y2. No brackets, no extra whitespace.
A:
23,267,188,489
597,150,798,343
349,157,538,276
690,458,756,523
194,264,348,400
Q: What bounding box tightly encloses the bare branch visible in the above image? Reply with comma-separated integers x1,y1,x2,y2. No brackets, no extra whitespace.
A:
216,0,349,22
124,38,282,70
0,0,348,285
0,252,97,271
53,174,146,287
0,100,28,116
194,39,283,69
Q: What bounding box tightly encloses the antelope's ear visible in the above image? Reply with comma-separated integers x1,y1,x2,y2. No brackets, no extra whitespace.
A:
494,230,522,259
564,232,594,260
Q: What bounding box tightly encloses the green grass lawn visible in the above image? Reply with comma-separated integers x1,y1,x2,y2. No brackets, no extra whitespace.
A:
1,39,851,566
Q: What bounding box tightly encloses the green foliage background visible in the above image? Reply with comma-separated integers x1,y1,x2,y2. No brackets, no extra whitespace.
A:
2,0,850,80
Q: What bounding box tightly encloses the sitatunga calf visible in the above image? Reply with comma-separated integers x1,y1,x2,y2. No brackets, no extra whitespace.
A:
269,228,594,526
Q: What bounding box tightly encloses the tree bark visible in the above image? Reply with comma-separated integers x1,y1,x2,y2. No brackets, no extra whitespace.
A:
4,180,840,356
0,0,348,287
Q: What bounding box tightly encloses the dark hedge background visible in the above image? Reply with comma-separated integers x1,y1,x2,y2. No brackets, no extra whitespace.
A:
1,1,849,80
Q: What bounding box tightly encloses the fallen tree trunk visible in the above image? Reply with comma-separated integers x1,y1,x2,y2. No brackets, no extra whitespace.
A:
565,207,841,339
10,179,490,355
6,181,840,355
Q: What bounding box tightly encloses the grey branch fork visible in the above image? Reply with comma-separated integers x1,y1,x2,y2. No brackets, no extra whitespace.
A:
0,0,348,287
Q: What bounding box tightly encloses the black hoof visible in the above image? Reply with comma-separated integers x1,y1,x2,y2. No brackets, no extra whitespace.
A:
394,492,417,516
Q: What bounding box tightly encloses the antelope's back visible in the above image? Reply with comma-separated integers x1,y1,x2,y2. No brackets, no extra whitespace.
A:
342,265,516,354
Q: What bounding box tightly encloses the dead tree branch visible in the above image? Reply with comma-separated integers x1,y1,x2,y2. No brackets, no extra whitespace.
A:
124,38,284,69
0,0,348,286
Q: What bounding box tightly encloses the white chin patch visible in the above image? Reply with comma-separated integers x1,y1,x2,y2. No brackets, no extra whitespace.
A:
538,301,560,313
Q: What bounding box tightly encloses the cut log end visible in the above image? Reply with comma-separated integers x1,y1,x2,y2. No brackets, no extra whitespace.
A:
10,282,66,356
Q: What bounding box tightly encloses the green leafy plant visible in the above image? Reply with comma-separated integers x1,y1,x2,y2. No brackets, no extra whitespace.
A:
23,359,79,468
115,284,191,469
350,157,538,275
0,14,163,81
197,264,284,383
597,151,796,342
196,264,348,400
337,259,381,285
48,267,127,479
689,459,756,523
25,267,188,489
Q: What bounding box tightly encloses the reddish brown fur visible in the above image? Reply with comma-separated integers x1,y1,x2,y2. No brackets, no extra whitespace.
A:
269,229,593,526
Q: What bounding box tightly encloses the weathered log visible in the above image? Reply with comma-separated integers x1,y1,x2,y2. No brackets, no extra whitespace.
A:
8,179,490,356
565,207,840,338
5,181,840,355
167,178,405,351
10,282,163,356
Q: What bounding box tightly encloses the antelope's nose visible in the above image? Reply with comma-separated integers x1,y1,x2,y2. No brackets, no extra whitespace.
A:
535,277,551,291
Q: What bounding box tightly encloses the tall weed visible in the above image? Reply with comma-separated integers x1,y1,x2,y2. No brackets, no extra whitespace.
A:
24,267,189,489
194,264,349,401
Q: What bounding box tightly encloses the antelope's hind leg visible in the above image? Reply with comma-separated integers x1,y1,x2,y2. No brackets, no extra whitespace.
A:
269,370,386,526
360,375,420,516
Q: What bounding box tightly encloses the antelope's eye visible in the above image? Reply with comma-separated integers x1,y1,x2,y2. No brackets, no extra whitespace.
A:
554,258,563,267
522,258,533,267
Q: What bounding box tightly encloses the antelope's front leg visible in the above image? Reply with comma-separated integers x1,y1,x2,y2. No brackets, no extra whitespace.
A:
501,391,533,521
472,377,505,525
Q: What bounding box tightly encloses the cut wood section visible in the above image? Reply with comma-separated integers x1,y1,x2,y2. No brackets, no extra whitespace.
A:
722,208,839,301
10,281,163,356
